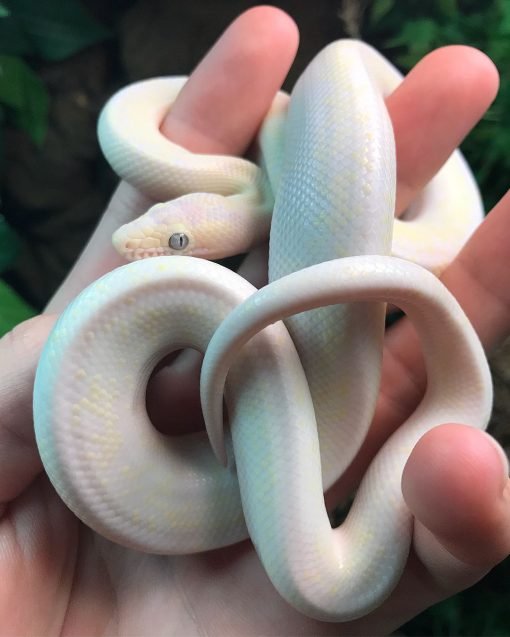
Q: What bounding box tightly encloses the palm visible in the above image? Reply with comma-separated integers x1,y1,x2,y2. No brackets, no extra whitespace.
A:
2,479,340,635
0,312,500,636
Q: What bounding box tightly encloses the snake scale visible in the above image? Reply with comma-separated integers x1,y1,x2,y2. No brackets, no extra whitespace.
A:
33,40,492,621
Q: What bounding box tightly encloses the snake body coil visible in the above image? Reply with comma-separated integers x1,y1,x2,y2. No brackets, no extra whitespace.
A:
33,40,492,621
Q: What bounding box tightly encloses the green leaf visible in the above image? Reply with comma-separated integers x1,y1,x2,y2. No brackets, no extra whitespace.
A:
0,2,10,18
0,279,35,337
0,55,49,145
0,215,19,271
369,0,395,24
5,0,110,61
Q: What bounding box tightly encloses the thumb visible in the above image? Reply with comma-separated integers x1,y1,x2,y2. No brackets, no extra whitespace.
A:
403,423,510,591
0,315,57,510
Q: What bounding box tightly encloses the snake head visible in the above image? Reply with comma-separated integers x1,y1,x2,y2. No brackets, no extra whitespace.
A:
112,193,236,261
113,191,271,262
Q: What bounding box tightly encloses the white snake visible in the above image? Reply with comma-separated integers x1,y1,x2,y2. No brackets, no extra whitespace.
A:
33,40,492,621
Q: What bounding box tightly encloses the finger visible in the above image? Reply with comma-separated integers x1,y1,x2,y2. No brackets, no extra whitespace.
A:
161,5,298,155
0,315,56,511
46,7,298,314
441,188,510,349
403,424,510,572
381,186,510,419
326,180,510,510
339,424,510,635
388,45,499,214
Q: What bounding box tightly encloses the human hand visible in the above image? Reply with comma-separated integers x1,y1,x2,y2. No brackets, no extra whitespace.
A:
1,6,509,636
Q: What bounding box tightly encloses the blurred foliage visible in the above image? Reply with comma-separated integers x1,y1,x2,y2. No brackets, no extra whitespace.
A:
401,557,510,636
0,0,110,331
0,278,35,336
0,0,109,149
0,0,109,61
363,0,510,211
0,54,48,147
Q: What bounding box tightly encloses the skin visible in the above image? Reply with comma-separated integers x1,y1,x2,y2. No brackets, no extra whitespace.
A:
1,5,510,635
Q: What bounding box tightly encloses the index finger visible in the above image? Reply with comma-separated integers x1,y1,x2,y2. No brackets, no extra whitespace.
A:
45,6,299,313
161,6,298,155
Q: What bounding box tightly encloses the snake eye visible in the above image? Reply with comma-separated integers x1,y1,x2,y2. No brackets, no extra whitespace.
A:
169,233,189,251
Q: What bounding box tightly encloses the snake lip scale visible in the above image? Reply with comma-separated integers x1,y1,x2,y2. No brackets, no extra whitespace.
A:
33,40,492,621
